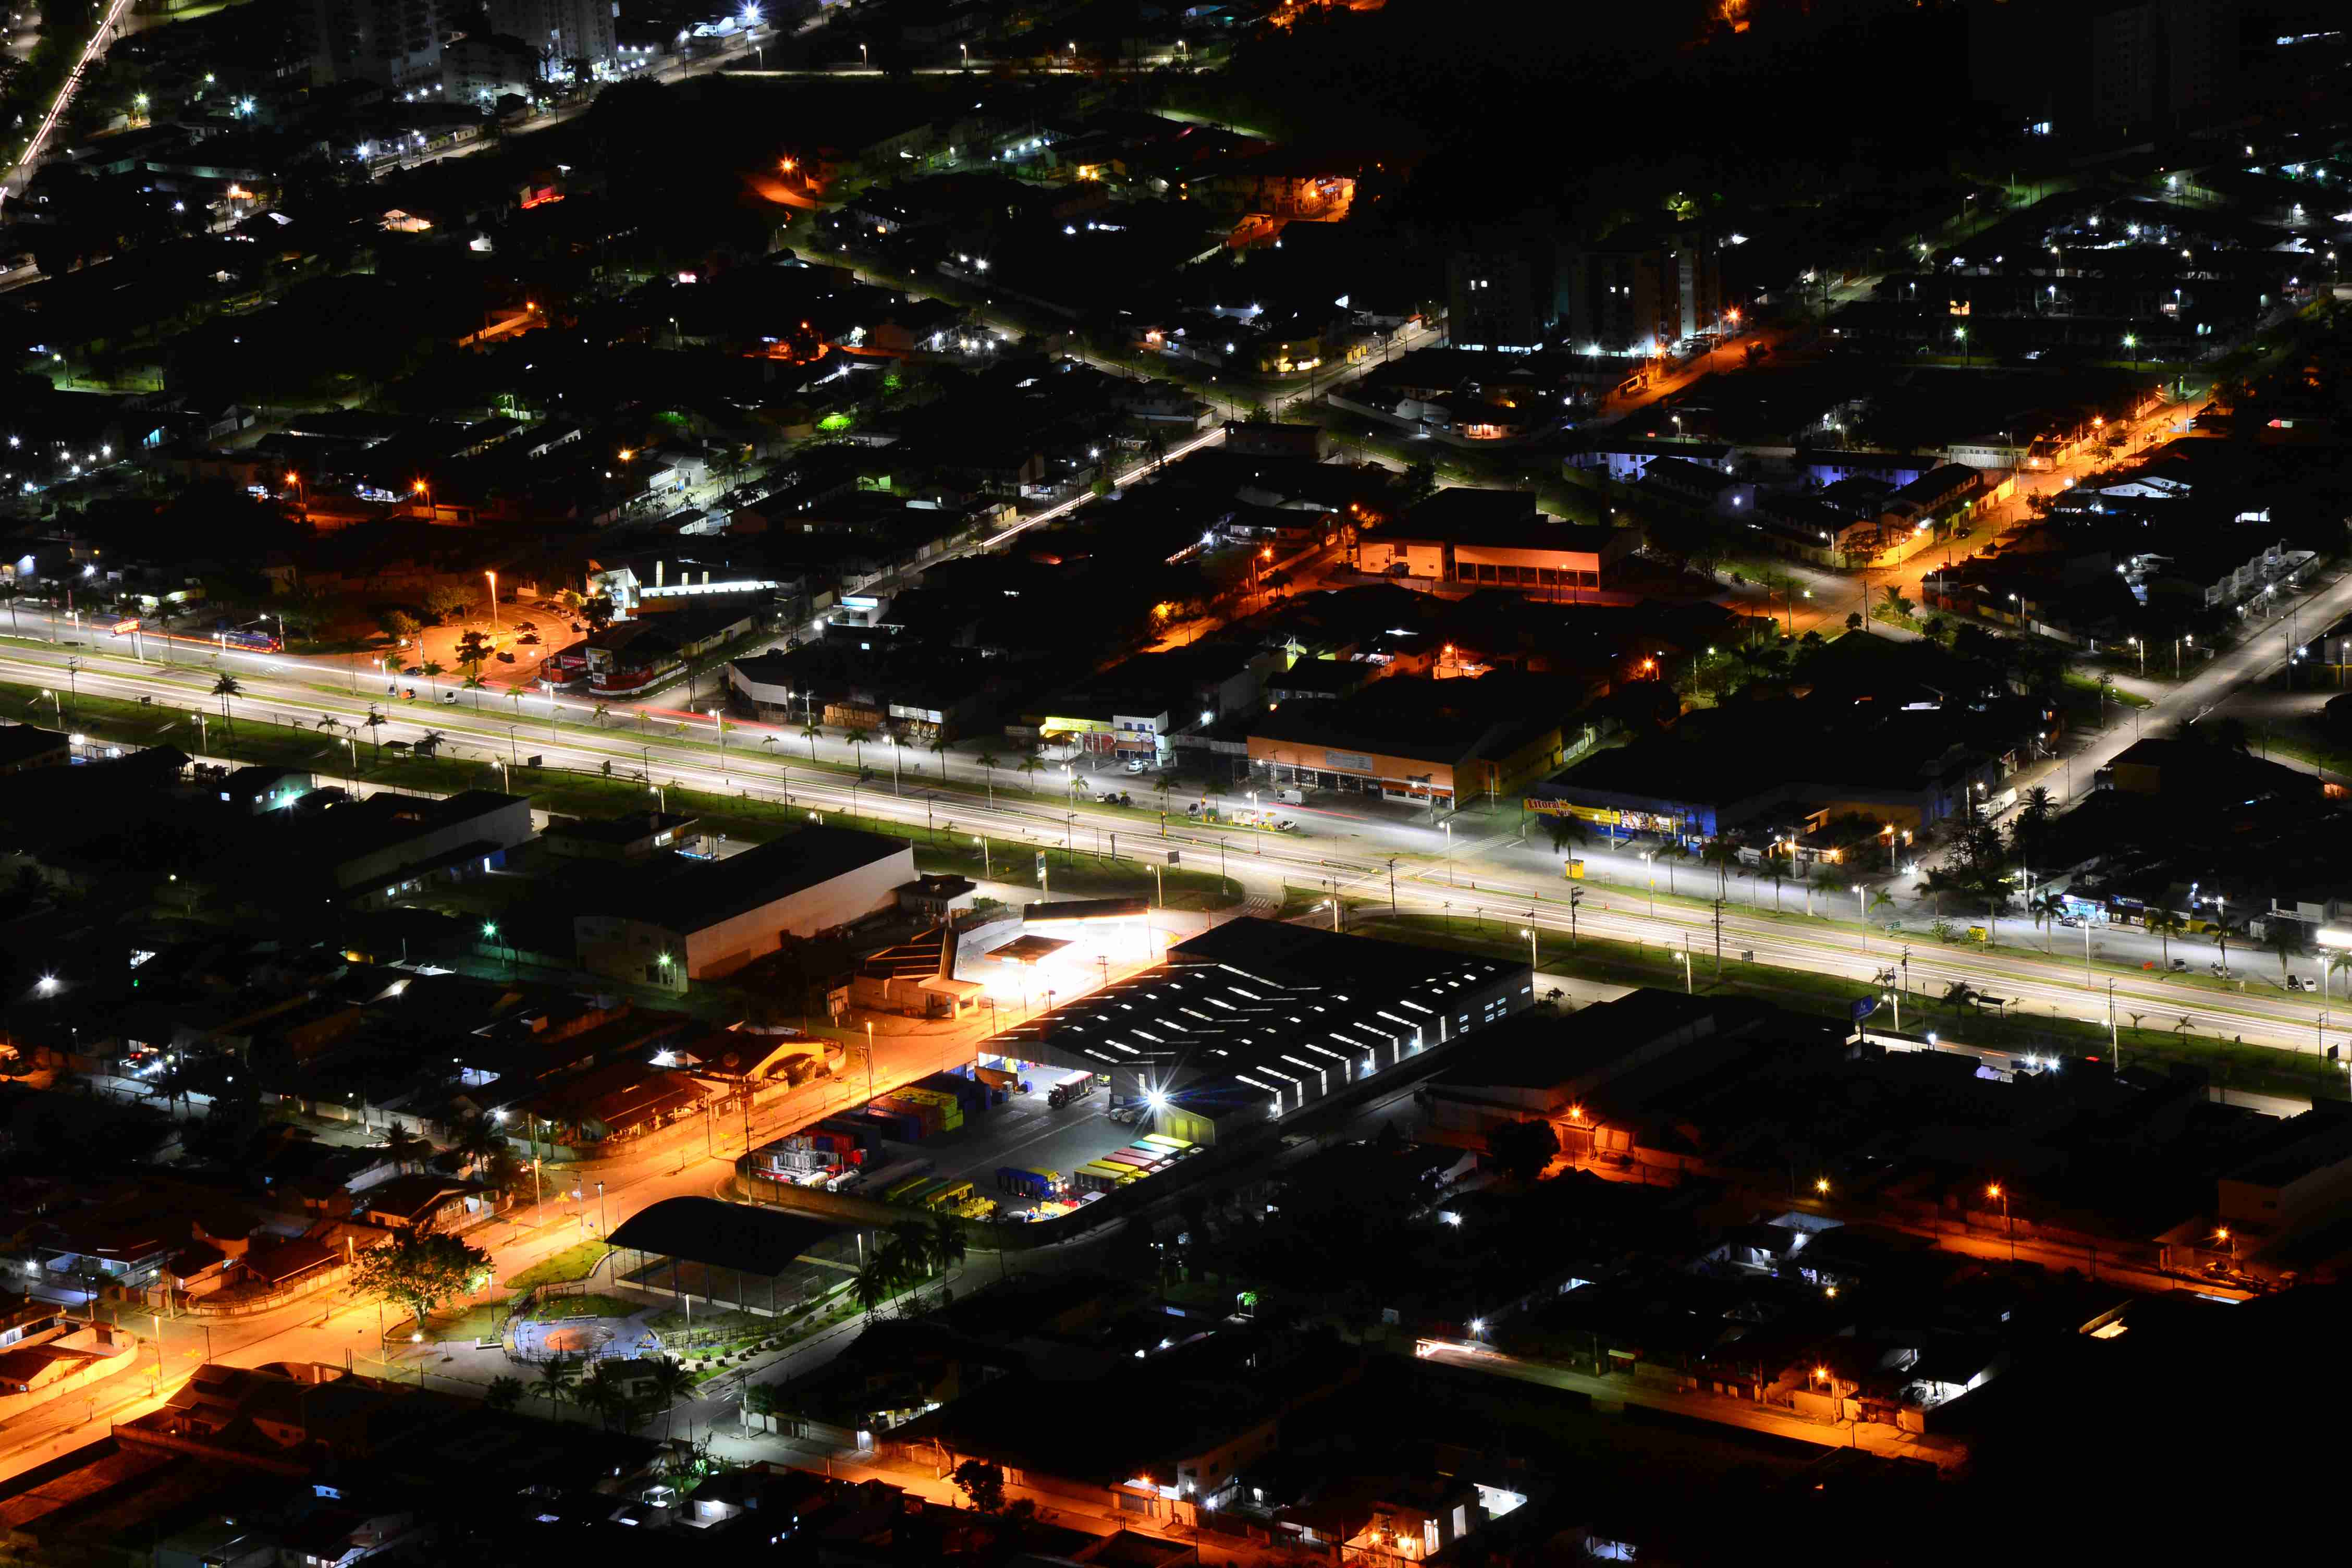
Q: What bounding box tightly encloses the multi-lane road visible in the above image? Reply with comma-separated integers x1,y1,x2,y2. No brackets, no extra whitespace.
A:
8,595,2352,1067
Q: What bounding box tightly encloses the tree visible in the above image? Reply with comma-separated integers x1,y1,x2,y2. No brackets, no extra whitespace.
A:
419,660,445,699
382,1119,428,1171
1845,612,1865,632
1541,813,1589,855
421,584,470,624
1699,837,1741,901
1487,1118,1559,1184
1760,844,1793,910
2146,910,2182,969
485,1375,525,1413
851,1254,896,1319
210,673,243,727
1016,750,1046,794
926,1213,967,1279
951,1459,1009,1515
350,1230,491,1332
583,595,616,635
2264,921,2311,983
2029,892,2065,953
643,1355,697,1439
1401,458,1439,505
975,750,1001,805
377,608,422,643
801,718,823,761
361,707,389,764
534,1356,579,1419
454,629,493,672
577,1358,631,1430
1879,584,1914,621
843,726,873,772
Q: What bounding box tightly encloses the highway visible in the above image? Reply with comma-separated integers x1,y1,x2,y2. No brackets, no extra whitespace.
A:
7,613,2352,1067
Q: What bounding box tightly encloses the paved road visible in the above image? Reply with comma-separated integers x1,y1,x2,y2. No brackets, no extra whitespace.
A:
8,615,2352,1059
1414,1341,1966,1468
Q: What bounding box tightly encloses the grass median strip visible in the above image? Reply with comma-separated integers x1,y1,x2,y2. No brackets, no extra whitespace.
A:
3,678,1244,913
1345,910,2348,1103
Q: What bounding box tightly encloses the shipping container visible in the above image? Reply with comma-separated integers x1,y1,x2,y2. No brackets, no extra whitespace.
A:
923,1179,975,1210
1138,1133,1192,1155
917,1072,990,1117
881,1169,940,1203
893,1177,951,1207
1047,1070,1097,1109
1101,1150,1154,1170
860,1158,932,1198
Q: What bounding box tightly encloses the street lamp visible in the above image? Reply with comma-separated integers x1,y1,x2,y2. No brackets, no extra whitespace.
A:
2123,333,2138,372
1953,325,1967,368
485,569,497,628
1986,1182,2013,1260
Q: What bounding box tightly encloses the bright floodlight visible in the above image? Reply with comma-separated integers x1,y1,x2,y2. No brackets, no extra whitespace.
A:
2320,928,2352,949
1145,1089,1168,1111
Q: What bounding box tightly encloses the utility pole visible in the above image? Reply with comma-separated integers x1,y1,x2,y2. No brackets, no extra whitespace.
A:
1712,899,1725,978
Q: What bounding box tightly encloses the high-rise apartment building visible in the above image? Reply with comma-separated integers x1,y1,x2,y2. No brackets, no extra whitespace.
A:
486,0,619,71
295,0,448,89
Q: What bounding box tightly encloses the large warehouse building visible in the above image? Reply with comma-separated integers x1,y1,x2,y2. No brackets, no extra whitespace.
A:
980,918,1531,1144
575,825,915,993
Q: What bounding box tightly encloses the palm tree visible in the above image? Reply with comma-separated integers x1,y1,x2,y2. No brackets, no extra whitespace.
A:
843,726,872,773
382,1120,428,1172
1867,888,1896,925
928,732,951,780
0,581,20,635
362,708,388,764
534,1356,579,1419
591,703,610,727
2029,892,2065,953
926,1214,967,1279
420,660,445,700
2328,948,2352,1002
461,670,488,708
1016,750,1046,795
1698,837,1741,902
414,729,447,758
210,673,243,727
2265,921,2311,985
1652,842,1688,895
851,1255,896,1319
643,1355,697,1440
577,1358,630,1430
1760,846,1792,911
2146,910,2182,970
800,719,823,761
485,1375,525,1413
975,751,1001,806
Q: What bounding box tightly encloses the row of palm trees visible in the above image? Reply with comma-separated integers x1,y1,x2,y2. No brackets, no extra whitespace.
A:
850,1215,969,1319
495,1353,701,1435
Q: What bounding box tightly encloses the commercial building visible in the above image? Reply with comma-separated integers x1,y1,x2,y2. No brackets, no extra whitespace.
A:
574,827,915,992
979,918,1530,1142
0,724,69,776
1249,672,1572,810
1368,488,1637,596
